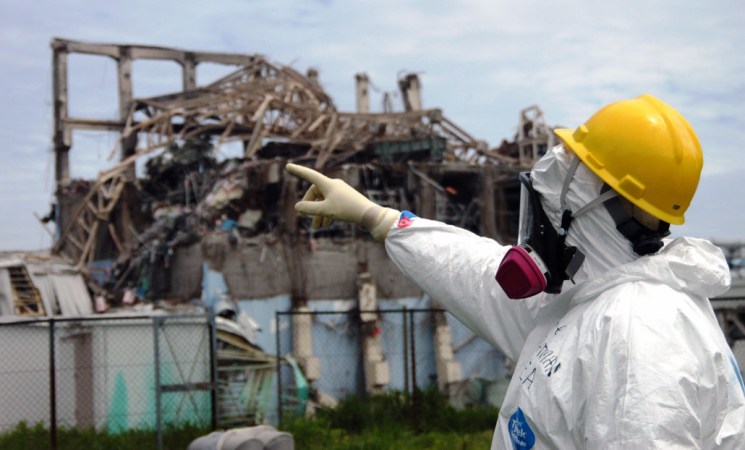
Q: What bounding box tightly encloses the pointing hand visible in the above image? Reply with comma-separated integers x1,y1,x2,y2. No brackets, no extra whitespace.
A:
285,163,400,241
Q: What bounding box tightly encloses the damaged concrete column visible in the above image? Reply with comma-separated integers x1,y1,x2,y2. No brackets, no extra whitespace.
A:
182,52,197,91
398,73,422,112
358,273,390,395
291,305,320,382
118,46,137,179
415,165,436,220
307,68,320,87
52,40,71,185
280,174,309,306
480,169,498,239
67,329,94,427
355,73,370,114
516,105,555,166
432,307,462,396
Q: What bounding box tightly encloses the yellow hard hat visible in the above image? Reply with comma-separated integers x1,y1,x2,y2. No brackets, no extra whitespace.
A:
554,94,703,225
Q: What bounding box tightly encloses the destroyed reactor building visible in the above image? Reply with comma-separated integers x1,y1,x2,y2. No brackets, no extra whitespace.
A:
50,38,553,302
47,38,558,405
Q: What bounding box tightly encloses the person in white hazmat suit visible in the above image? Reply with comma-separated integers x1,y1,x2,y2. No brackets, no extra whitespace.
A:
285,94,745,449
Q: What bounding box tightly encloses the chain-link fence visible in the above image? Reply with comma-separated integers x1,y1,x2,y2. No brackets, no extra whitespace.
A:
0,308,507,446
275,307,509,425
0,314,216,449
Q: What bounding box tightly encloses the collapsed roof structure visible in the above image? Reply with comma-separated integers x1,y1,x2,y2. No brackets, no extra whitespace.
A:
47,38,556,309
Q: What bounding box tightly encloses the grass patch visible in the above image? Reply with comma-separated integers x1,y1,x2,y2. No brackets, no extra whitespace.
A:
0,389,498,449
0,421,210,450
282,387,498,449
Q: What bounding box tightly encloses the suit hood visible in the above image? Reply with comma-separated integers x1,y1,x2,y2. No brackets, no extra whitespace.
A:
572,237,731,304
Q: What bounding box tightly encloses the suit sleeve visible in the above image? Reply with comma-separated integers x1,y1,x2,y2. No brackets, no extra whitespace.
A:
384,213,545,361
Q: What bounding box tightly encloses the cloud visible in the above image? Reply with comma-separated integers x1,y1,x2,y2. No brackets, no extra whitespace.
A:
0,0,743,249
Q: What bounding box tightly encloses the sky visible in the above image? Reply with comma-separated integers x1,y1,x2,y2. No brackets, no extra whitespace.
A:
0,0,743,251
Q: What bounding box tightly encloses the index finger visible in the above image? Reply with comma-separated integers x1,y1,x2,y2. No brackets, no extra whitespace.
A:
286,163,331,190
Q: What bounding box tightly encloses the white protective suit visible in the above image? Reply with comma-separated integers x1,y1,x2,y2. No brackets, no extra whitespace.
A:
384,146,745,449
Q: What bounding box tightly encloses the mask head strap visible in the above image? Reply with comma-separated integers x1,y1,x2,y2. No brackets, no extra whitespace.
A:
559,157,580,214
602,185,670,255
557,157,617,233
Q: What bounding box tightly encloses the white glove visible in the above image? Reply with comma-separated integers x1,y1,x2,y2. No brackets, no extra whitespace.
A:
285,163,400,241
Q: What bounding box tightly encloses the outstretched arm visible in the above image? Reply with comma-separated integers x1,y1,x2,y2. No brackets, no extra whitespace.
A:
385,214,543,360
285,163,542,359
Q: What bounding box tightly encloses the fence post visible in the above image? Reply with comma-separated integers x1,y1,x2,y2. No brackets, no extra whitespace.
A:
153,317,163,450
402,307,409,395
409,310,419,433
208,312,218,430
48,319,57,450
275,311,283,427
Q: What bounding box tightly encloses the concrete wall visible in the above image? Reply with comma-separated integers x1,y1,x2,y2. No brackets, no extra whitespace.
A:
173,238,421,302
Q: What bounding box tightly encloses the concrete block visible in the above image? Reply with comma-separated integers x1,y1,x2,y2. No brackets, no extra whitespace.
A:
300,356,320,381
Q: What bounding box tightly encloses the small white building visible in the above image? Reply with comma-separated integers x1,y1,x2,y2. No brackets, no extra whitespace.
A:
0,253,274,433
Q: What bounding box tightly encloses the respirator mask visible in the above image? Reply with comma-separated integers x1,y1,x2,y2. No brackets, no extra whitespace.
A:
494,158,620,299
